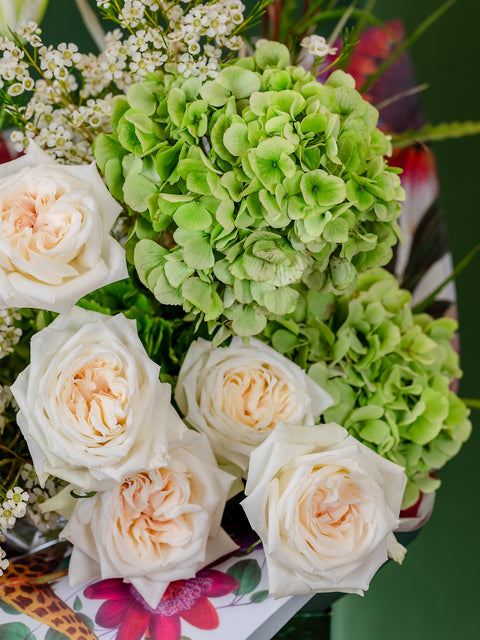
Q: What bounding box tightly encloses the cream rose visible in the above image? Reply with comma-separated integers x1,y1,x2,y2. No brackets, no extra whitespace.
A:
61,429,238,608
0,143,127,312
241,422,407,598
174,337,334,471
11,307,186,490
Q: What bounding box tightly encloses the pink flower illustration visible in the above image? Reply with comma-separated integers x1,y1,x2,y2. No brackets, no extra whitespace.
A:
84,569,239,640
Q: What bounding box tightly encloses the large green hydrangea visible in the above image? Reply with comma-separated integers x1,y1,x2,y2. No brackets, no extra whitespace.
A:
262,268,471,508
95,42,404,336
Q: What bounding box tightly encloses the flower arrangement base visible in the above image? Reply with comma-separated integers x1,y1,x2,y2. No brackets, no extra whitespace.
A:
0,527,424,640
272,610,332,640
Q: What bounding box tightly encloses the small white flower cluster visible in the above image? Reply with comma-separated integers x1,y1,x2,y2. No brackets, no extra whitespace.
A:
0,25,111,162
0,309,21,360
0,486,29,575
300,34,338,59
0,385,13,435
20,464,64,532
102,0,245,81
0,0,248,162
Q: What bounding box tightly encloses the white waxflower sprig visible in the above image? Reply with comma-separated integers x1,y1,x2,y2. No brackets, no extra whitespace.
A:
20,463,65,532
0,309,21,360
0,486,29,576
0,0,248,161
300,34,338,59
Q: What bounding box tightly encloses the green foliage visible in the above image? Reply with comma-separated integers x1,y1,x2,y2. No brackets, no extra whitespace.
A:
392,121,480,149
261,268,472,508
226,559,262,595
0,623,35,640
98,42,404,337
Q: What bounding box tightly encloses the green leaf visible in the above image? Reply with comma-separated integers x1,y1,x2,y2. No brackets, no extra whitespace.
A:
250,590,270,603
123,173,157,212
264,286,299,315
0,600,21,616
73,596,82,612
79,613,94,630
255,41,290,69
216,67,261,99
164,259,194,287
104,158,123,201
183,236,215,269
226,559,262,595
124,110,154,134
127,83,157,115
200,80,231,106
301,171,346,207
231,305,267,336
156,142,183,182
182,277,212,314
116,117,142,155
224,123,249,156
0,623,35,640
93,133,126,172
167,88,186,127
45,629,69,640
272,329,298,353
174,201,212,231
134,239,167,285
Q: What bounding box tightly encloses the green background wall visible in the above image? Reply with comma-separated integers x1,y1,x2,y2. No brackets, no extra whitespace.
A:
38,1,480,637
332,1,480,639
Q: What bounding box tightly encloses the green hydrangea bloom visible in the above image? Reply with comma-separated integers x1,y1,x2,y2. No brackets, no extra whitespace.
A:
95,42,404,336
262,268,471,508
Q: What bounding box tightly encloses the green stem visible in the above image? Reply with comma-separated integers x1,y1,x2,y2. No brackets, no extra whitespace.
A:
462,398,480,410
360,0,458,94
412,242,480,314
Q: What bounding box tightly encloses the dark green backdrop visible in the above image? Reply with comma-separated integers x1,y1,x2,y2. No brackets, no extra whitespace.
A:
332,1,480,639
39,1,480,637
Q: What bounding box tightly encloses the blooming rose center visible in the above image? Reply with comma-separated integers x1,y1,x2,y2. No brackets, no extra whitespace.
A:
301,469,363,542
117,469,195,561
66,358,129,439
221,365,295,430
0,180,74,251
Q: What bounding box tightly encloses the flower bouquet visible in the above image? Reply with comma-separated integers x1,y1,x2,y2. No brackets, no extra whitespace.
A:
0,0,478,638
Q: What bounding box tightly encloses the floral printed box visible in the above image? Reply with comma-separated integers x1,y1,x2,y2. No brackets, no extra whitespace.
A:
0,540,313,640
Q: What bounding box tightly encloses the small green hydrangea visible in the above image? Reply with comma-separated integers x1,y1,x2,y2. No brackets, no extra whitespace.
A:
262,268,471,508
95,41,404,336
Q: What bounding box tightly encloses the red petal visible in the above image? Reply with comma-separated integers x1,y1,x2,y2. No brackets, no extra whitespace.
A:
116,602,150,640
96,600,128,628
180,597,219,630
84,578,132,600
199,570,239,598
148,614,181,640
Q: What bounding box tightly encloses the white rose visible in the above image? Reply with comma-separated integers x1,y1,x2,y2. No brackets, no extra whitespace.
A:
0,143,127,312
174,337,334,472
242,422,407,598
61,429,238,609
11,307,186,490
